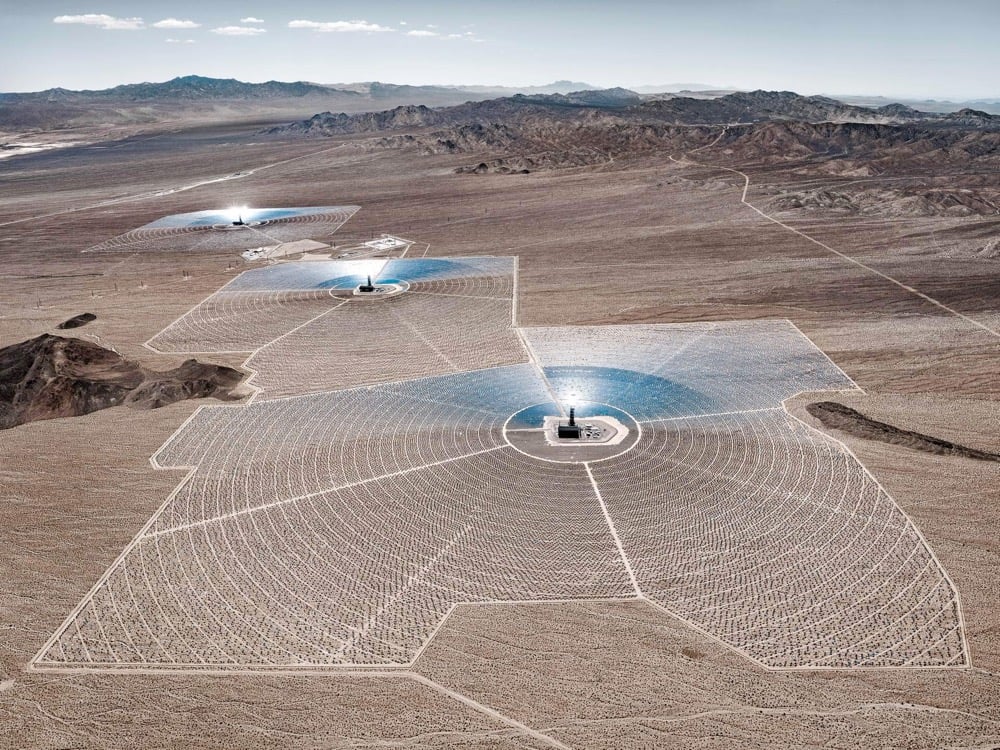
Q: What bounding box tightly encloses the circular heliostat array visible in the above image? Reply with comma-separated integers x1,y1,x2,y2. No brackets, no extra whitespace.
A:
34,257,968,674
84,206,360,253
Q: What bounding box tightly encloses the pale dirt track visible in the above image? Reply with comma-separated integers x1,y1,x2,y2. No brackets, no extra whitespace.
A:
668,153,999,338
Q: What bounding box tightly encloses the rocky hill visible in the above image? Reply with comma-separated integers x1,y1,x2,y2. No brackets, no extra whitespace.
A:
268,88,988,141
637,90,904,124
517,87,643,108
262,88,647,137
0,334,244,430
271,105,447,136
718,120,1000,161
939,108,1000,128
322,113,999,175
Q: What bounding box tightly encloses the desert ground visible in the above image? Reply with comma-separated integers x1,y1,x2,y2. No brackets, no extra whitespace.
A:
1,116,998,748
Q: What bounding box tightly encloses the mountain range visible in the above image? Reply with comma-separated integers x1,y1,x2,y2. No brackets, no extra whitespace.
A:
266,88,1000,138
262,87,1000,222
3,75,997,131
0,76,602,130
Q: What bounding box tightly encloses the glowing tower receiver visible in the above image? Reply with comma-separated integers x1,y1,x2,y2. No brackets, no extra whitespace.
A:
229,206,249,226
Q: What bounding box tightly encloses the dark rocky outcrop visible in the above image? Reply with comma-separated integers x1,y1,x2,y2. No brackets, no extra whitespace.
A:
56,312,96,329
0,334,244,429
807,401,998,461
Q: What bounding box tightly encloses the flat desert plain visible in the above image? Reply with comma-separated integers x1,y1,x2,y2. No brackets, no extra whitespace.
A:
0,121,998,748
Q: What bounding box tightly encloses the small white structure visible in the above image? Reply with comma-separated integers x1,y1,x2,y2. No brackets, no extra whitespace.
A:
363,235,410,252
242,239,330,261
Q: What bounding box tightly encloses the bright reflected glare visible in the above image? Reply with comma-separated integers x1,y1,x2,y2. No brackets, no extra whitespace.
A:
355,258,389,281
228,205,249,222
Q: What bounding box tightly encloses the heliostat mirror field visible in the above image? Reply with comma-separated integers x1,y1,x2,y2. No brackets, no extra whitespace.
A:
33,255,967,672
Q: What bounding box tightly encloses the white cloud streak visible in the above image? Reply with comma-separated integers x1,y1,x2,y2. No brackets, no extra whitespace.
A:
211,25,267,36
288,19,393,33
240,17,265,24
408,28,485,42
153,18,201,29
165,38,196,43
53,14,144,30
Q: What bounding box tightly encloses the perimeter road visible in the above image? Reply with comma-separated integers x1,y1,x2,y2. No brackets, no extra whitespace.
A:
405,672,574,750
584,462,642,597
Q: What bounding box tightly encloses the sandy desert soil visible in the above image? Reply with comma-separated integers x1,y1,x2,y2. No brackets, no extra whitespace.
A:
0,116,997,748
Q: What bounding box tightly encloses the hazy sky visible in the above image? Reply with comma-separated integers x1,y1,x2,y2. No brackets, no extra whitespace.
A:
2,1,998,99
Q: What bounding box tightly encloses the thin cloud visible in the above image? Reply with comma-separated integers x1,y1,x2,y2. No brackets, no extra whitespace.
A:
153,18,201,29
52,14,144,30
240,17,265,24
211,25,266,36
408,28,484,42
288,19,393,33
165,38,196,43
